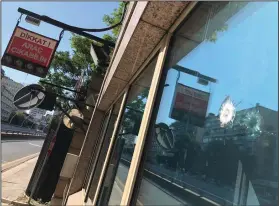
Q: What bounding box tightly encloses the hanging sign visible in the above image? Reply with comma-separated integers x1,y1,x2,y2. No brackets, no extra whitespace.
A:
13,84,45,110
1,26,59,78
170,83,210,127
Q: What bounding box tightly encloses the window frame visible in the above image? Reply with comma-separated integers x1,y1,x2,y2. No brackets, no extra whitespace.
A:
120,34,172,205
126,2,200,205
89,2,199,205
91,37,168,206
91,87,130,205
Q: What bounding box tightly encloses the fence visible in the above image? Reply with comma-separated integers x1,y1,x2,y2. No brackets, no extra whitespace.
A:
1,123,46,137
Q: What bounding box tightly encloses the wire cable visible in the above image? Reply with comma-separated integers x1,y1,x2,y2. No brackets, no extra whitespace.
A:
66,2,128,32
39,2,128,33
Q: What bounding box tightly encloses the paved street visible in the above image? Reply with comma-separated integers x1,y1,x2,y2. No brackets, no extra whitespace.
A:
2,138,43,163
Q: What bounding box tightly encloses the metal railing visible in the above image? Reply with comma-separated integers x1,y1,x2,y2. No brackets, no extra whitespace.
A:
1,123,46,137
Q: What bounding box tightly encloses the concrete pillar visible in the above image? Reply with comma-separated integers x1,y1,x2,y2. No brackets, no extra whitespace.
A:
86,114,117,201
50,107,93,205
50,73,104,206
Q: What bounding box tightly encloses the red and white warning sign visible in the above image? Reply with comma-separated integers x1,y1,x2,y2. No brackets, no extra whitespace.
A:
1,26,59,77
170,83,210,127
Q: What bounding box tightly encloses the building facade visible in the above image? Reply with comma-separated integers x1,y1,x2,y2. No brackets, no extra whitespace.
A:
29,108,46,120
1,76,23,121
202,104,278,199
41,2,278,206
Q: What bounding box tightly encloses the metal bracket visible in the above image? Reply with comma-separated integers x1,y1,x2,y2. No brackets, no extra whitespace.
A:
32,86,94,108
55,103,87,134
29,86,91,133
18,7,115,47
40,80,85,95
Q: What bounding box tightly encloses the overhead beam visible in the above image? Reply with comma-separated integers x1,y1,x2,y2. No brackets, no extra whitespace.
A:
18,7,115,47
173,65,217,83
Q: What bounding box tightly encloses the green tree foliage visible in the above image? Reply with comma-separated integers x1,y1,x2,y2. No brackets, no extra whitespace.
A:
103,2,126,42
121,88,148,134
9,111,34,127
205,2,248,43
40,36,101,110
207,24,228,43
9,111,24,124
40,2,126,110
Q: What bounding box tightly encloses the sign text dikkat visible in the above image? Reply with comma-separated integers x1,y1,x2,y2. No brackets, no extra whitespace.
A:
1,26,59,78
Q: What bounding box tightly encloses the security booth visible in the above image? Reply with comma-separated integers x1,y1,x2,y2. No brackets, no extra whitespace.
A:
61,1,278,206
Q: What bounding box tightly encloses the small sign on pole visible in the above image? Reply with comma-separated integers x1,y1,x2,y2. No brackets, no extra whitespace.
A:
25,15,41,26
1,26,59,77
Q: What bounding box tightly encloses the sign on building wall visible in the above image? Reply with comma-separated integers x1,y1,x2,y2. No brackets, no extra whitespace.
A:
1,26,59,78
169,83,210,127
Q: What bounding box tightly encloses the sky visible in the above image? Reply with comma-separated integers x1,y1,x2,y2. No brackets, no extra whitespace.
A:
1,1,119,85
156,2,278,125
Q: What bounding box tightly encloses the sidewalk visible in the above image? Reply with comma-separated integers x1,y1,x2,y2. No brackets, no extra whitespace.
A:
2,156,38,204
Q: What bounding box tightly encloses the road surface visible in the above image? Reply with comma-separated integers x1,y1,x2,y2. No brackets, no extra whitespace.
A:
2,138,44,163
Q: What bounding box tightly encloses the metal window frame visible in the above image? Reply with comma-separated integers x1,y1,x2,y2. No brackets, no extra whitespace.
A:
90,41,164,206
89,2,198,205
95,51,163,205
131,2,206,205
119,33,172,206
120,2,198,205
92,87,129,205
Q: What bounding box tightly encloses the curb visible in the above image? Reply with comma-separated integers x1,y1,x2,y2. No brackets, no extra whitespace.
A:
2,153,39,172
2,198,29,206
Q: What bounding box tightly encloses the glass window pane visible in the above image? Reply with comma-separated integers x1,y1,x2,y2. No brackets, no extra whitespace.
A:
136,2,278,206
97,54,159,206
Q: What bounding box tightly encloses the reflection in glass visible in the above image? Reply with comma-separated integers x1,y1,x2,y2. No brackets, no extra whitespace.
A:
136,2,278,206
96,55,158,206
